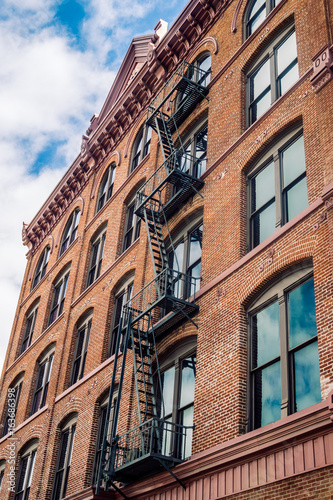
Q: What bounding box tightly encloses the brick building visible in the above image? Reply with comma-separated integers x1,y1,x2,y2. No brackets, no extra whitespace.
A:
1,0,333,498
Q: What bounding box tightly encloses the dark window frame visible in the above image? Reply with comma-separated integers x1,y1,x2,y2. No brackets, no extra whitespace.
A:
96,163,117,213
108,281,133,357
122,199,141,252
30,349,54,416
246,266,321,431
130,125,152,173
246,126,307,250
0,461,5,490
246,24,298,127
2,375,23,437
20,302,39,355
52,418,76,500
59,209,80,256
177,121,208,179
69,317,92,387
48,271,70,326
86,230,106,288
14,442,37,500
32,245,50,290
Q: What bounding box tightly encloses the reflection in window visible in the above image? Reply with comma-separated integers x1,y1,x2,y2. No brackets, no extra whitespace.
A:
122,200,141,252
31,350,54,415
2,375,23,437
59,209,80,256
96,163,116,213
248,131,307,249
247,27,298,125
14,444,37,500
248,271,321,430
20,303,39,355
245,0,282,38
48,271,69,326
86,231,106,288
109,283,133,357
157,348,196,459
69,317,91,386
32,245,50,289
52,418,76,500
130,125,152,173
177,124,208,179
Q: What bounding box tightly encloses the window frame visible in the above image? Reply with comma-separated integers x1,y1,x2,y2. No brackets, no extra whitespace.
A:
246,266,321,431
246,126,307,250
30,347,54,416
246,24,298,127
48,270,70,326
32,245,50,290
69,315,92,387
177,121,208,179
2,374,24,438
244,0,282,39
86,229,106,288
59,209,80,256
122,199,141,252
52,416,76,500
14,441,37,500
96,163,117,213
108,280,133,357
20,301,39,355
0,461,5,490
130,124,152,173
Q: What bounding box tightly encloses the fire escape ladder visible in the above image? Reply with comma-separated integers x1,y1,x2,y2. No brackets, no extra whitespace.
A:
149,110,179,162
143,201,168,278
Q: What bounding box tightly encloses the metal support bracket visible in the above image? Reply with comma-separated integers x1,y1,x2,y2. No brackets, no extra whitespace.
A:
155,458,186,490
174,301,198,329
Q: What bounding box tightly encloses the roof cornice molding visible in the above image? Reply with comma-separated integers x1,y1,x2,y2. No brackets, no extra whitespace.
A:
23,0,233,254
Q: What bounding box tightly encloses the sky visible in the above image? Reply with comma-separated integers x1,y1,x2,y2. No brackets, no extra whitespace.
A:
0,0,189,376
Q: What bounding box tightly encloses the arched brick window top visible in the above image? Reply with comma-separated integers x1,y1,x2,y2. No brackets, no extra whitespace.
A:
59,208,81,257
244,0,283,39
96,162,117,213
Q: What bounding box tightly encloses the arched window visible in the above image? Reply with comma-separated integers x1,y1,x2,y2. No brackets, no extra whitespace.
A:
246,265,321,430
0,460,5,490
14,440,38,500
247,126,307,249
48,268,70,326
52,415,77,500
59,209,80,256
86,228,107,288
108,277,133,357
2,373,24,437
157,339,197,459
122,196,141,252
130,125,152,173
30,345,55,415
32,245,50,289
244,0,282,39
69,313,92,386
96,163,116,213
20,300,39,355
177,121,208,178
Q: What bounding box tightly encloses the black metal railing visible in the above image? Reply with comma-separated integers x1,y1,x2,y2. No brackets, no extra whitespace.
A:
113,417,191,470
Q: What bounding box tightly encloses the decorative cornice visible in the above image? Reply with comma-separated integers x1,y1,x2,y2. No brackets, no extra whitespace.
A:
310,44,333,93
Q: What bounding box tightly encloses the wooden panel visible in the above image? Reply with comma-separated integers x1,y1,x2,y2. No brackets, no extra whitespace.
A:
304,439,315,470
314,436,326,467
210,473,218,499
324,432,333,464
196,478,203,498
249,460,258,488
233,465,241,492
266,453,275,482
218,470,225,497
225,468,234,495
293,443,305,474
258,456,266,485
203,476,210,499
241,462,249,490
284,447,294,476
275,450,285,479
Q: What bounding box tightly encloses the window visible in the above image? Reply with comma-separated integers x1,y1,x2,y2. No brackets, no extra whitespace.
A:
20,302,39,355
14,441,37,500
157,340,196,459
177,123,208,179
2,374,23,437
122,199,141,252
92,390,118,485
32,245,50,289
245,0,282,38
69,315,91,386
130,125,152,173
247,267,321,430
0,461,5,489
48,271,69,326
96,163,116,213
86,230,106,288
59,209,80,256
168,223,203,299
246,25,298,126
109,281,133,357
30,347,54,415
52,416,76,500
247,129,307,249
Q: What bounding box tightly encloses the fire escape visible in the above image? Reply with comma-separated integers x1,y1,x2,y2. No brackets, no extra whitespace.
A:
96,61,210,498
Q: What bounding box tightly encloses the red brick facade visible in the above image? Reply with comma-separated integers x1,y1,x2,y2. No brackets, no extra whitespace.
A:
1,0,333,498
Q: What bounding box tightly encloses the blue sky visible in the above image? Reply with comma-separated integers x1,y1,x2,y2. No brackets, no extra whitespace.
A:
0,0,189,375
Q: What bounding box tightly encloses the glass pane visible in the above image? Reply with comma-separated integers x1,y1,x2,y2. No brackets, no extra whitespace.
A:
286,176,308,221
248,0,266,34
180,355,196,408
294,341,321,412
198,55,211,85
252,200,276,246
160,366,175,416
252,300,280,367
251,89,271,121
189,226,203,267
279,62,298,94
169,241,184,273
282,135,305,187
255,361,281,427
288,278,317,349
251,161,275,211
251,59,270,101
277,31,297,77
180,405,194,458
189,262,201,295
